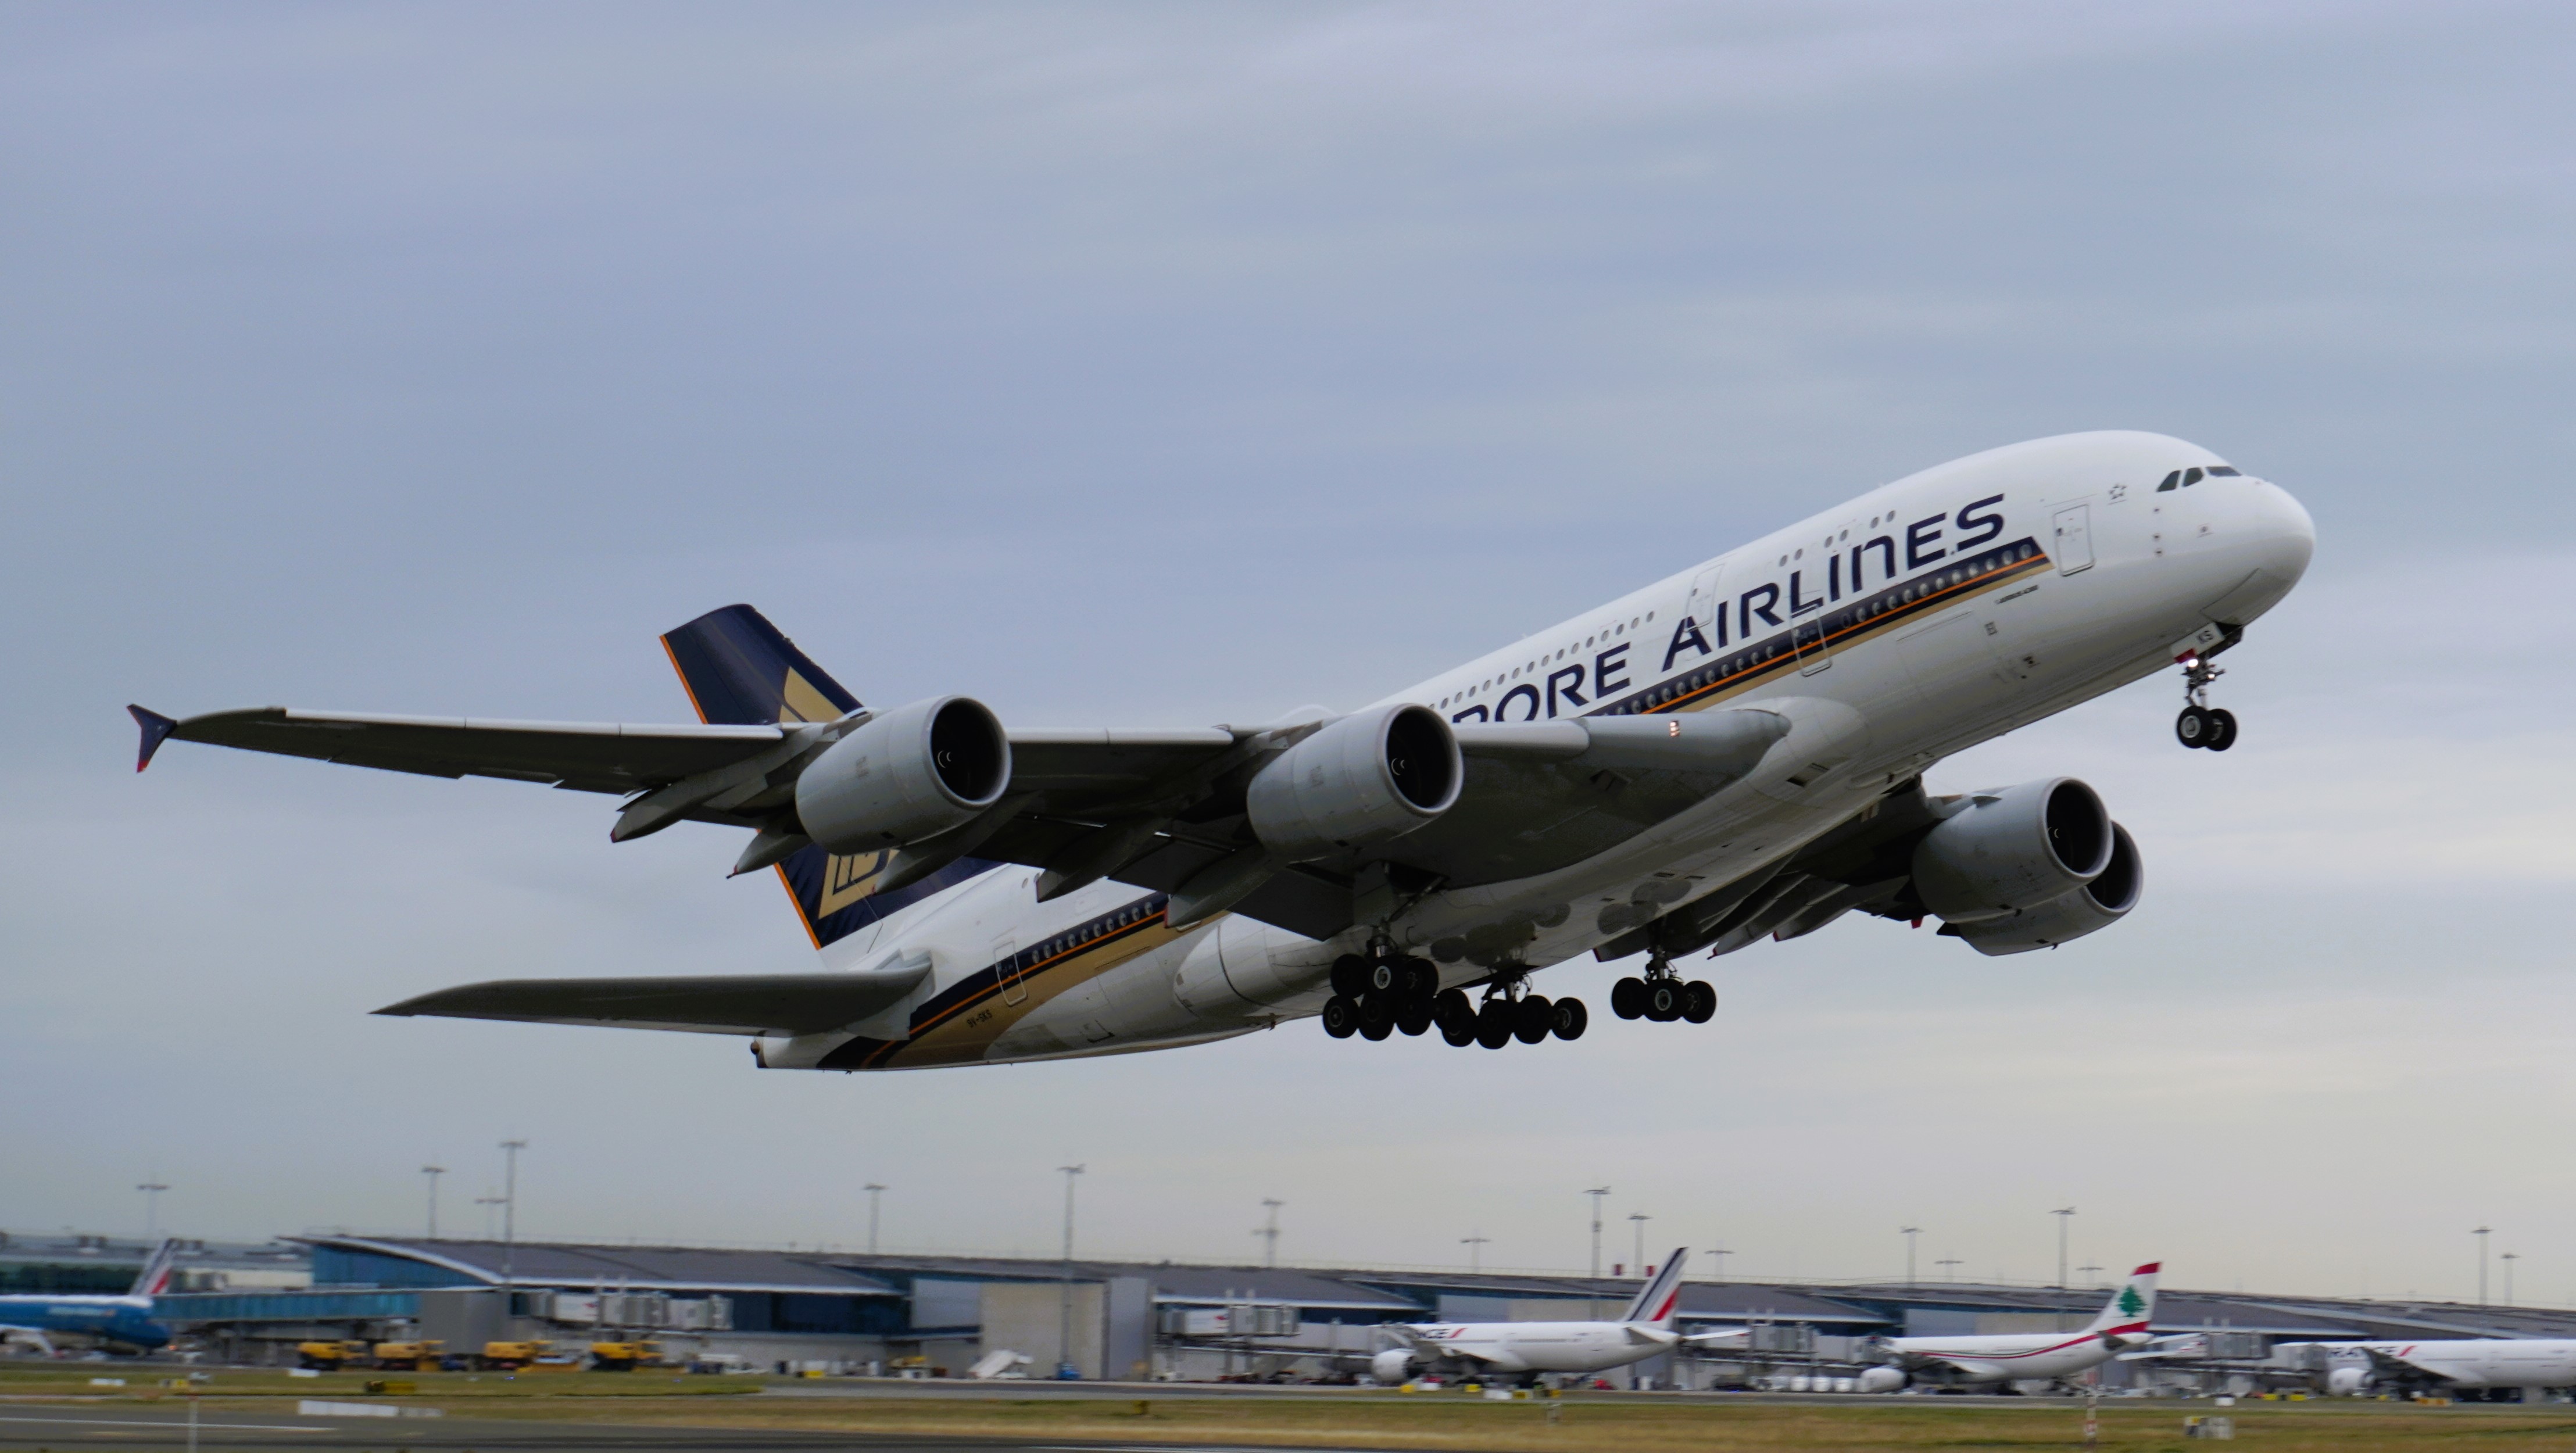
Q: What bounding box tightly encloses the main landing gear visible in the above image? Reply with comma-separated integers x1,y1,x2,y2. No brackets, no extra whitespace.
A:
1611,954,1715,1025
2174,647,2238,752
1320,947,1585,1050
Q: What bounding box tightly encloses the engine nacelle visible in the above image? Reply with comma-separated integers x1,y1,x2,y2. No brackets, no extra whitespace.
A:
2326,1366,2369,1396
1857,1366,1907,1393
1246,704,1462,861
1371,1348,1421,1384
1911,776,2115,923
793,696,1011,853
1948,824,2144,956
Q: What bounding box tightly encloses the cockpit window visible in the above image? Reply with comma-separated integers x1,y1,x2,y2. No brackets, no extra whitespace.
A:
2182,467,2204,486
2156,470,2181,492
2206,465,2241,477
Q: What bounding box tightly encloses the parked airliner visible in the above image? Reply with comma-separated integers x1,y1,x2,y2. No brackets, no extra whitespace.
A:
133,431,2314,1070
1859,1263,2161,1391
1372,1250,1701,1385
0,1241,177,1354
2298,1339,2576,1400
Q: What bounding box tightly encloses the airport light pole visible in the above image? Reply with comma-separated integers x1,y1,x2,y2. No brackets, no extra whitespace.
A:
1462,1234,1489,1273
1583,1187,1611,1279
421,1165,446,1239
2502,1252,2519,1307
1901,1227,1920,1286
1057,1165,1085,1379
1629,1213,1650,1276
1257,1200,1285,1269
1706,1248,1731,1283
137,1177,170,1241
864,1184,886,1255
1937,1257,1962,1283
476,1193,505,1240
2051,1207,2076,1288
2078,1263,2104,1287
499,1140,527,1288
2475,1226,2492,1306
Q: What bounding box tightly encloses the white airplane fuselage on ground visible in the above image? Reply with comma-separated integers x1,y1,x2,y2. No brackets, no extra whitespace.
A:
1376,1252,1692,1382
1867,1263,2162,1390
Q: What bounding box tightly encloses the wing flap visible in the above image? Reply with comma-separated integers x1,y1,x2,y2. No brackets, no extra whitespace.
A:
156,707,783,795
375,965,931,1037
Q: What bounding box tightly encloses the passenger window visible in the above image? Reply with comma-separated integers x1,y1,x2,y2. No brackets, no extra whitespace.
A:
2183,467,2203,486
2156,471,2180,492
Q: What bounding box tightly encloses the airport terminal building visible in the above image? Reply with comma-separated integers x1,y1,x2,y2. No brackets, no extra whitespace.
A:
88,1231,2576,1393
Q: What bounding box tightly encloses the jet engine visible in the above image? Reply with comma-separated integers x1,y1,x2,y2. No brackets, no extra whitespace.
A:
2325,1366,2369,1396
1246,704,1462,861
1947,824,2144,956
793,696,1011,853
1910,776,2116,922
1371,1347,1422,1384
1857,1366,1907,1394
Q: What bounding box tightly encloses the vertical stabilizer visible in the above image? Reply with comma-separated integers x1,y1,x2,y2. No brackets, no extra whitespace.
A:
660,604,860,727
1620,1247,1691,1327
2084,1262,2160,1333
127,1239,180,1300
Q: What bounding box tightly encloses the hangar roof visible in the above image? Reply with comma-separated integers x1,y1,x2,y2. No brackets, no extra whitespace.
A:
302,1237,900,1296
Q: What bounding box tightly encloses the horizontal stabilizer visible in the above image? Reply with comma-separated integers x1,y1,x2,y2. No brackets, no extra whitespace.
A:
376,965,931,1037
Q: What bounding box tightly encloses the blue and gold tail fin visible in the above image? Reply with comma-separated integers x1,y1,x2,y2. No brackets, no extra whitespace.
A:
660,604,861,727
660,605,992,950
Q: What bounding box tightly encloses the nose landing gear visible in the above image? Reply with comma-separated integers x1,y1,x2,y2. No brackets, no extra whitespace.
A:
2172,627,2243,751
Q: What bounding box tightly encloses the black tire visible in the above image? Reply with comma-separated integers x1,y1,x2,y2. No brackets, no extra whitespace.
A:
2176,706,2211,748
1433,988,1476,1034
1359,1015,1393,1042
1358,992,1394,1035
1322,996,1358,1039
1476,999,1515,1050
1403,958,1439,996
1366,957,1401,994
1330,954,1368,1000
1396,998,1433,1036
1514,994,1554,1045
1611,977,1646,1019
1441,1021,1479,1047
1645,979,1683,1022
1552,997,1588,1041
2204,708,2238,751
1681,980,1717,1024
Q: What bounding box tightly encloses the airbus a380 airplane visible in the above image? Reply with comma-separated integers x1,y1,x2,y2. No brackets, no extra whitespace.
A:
133,431,2313,1070
1859,1263,2162,1391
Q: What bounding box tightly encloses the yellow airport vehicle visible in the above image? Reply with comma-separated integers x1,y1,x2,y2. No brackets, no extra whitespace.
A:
295,1340,364,1370
370,1339,445,1371
478,1339,553,1370
589,1340,667,1371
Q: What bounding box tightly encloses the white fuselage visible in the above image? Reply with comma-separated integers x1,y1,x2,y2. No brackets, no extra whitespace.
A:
2333,1340,2576,1390
1887,1327,2124,1383
1408,1320,1669,1376
760,430,2315,1069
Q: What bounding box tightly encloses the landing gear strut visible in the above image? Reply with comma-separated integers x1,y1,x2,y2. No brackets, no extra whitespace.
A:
2173,629,2241,751
1322,947,1585,1049
1612,953,1716,1025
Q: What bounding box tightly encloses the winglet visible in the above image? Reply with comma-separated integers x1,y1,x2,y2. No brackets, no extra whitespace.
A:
128,706,178,772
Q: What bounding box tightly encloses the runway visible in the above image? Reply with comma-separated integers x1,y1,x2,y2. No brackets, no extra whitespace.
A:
0,1404,1416,1453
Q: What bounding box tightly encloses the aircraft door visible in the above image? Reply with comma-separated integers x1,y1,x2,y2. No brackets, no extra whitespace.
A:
993,933,1026,1005
1791,609,1831,674
2051,504,2094,575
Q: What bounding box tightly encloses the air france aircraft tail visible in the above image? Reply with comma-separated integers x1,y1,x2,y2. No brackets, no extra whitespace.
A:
2084,1262,2160,1336
126,1239,179,1299
1620,1248,1691,1328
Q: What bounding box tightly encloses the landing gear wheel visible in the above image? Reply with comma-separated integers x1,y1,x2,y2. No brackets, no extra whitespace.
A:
2176,706,2212,748
1475,999,1515,1050
1395,998,1433,1036
1681,980,1717,1024
1440,1020,1479,1047
1644,979,1684,1022
1321,996,1358,1039
1514,994,1554,1046
2203,708,2238,751
1330,954,1368,1000
1402,957,1439,996
1611,977,1647,1020
1551,997,1588,1041
1433,988,1475,1035
1358,993,1394,1039
1366,958,1404,995
1359,1014,1393,1042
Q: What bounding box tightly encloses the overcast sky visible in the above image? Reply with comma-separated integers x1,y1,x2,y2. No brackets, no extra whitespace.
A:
6,2,2573,1304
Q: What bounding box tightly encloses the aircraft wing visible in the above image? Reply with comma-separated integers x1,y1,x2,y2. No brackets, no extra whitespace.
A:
375,960,931,1036
134,707,789,799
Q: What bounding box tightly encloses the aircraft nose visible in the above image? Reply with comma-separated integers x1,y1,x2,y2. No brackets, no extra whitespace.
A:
2245,478,2317,585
